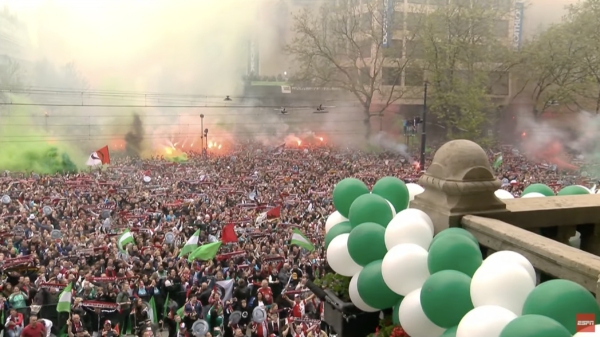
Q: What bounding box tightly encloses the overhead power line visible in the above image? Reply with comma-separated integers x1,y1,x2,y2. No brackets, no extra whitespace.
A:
0,119,364,127
0,102,361,109
0,130,364,143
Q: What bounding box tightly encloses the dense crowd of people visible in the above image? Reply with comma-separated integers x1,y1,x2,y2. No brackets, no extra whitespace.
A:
0,139,590,337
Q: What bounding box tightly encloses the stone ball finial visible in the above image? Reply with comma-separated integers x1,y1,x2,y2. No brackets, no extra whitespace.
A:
427,139,495,182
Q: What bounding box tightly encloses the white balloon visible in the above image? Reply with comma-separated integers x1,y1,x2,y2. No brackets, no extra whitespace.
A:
570,230,581,249
482,251,536,284
456,305,517,337
573,324,600,336
387,200,397,216
396,208,434,235
382,244,430,296
521,192,545,198
349,272,378,312
385,211,433,250
325,211,348,233
399,288,445,337
406,183,424,201
470,262,535,315
326,234,362,277
494,189,514,199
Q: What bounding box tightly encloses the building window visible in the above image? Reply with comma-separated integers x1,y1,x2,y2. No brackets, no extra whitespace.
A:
359,41,372,58
360,67,371,84
361,13,373,31
382,67,401,86
488,71,509,96
406,13,425,31
492,0,511,11
405,40,425,59
384,39,403,58
404,68,424,87
494,20,509,38
393,10,405,31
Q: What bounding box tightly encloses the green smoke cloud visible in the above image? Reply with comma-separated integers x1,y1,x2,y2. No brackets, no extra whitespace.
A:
0,95,84,174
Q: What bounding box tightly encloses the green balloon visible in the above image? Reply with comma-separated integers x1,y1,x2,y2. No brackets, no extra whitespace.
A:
347,223,388,266
523,184,555,197
333,178,370,218
557,185,590,196
325,221,353,250
430,228,479,248
420,270,474,328
392,298,403,325
428,234,482,277
357,260,402,309
499,315,572,337
441,326,457,337
522,279,600,334
348,194,394,228
372,176,410,213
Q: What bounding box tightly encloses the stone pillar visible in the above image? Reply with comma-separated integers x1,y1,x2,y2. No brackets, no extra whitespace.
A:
410,140,508,234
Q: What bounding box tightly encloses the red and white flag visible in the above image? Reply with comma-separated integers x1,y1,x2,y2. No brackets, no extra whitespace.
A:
86,146,111,166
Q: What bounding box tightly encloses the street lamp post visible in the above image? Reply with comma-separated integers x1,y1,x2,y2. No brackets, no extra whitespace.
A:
419,82,428,171
200,114,204,150
204,128,209,155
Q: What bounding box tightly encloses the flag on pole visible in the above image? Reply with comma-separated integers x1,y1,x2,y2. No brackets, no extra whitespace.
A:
493,154,503,169
178,229,201,257
256,206,281,225
215,279,234,302
56,283,73,312
188,241,222,262
163,292,170,319
256,212,267,225
86,146,111,166
118,229,134,251
221,223,238,243
146,297,158,324
290,229,315,252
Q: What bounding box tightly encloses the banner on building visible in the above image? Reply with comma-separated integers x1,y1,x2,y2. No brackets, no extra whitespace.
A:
382,0,394,48
248,38,259,75
513,2,524,49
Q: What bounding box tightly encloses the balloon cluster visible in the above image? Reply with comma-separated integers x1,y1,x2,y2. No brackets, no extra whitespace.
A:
495,183,594,199
325,177,600,337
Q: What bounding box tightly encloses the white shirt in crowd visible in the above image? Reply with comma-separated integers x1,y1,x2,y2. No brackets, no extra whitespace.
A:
40,318,53,337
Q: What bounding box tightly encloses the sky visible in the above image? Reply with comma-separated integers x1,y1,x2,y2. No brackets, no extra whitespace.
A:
1,0,277,95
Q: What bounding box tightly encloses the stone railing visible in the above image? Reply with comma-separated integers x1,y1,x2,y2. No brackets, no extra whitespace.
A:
462,215,600,302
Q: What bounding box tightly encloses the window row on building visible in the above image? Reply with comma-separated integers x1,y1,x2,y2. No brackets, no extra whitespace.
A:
360,12,510,38
360,67,509,95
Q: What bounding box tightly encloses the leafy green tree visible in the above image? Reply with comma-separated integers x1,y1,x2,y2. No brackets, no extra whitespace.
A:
511,23,586,117
414,0,514,140
564,0,600,113
285,0,414,138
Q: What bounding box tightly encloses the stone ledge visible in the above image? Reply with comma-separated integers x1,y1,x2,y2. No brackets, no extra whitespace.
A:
462,215,600,301
490,195,600,229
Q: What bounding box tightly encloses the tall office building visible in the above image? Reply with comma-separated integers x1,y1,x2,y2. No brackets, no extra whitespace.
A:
0,7,30,64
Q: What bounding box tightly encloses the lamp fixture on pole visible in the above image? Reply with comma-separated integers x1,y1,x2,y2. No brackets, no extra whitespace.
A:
200,114,205,150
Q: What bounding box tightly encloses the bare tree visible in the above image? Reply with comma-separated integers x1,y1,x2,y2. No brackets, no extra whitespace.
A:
0,56,24,98
285,0,415,138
